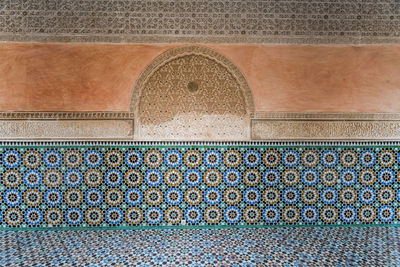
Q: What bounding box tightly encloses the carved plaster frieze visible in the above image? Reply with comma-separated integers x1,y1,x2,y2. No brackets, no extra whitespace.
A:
1,0,400,45
0,120,134,140
252,112,400,140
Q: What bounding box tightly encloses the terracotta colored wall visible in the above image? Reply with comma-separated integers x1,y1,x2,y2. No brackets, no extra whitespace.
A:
0,43,171,111
1,43,400,112
215,45,400,113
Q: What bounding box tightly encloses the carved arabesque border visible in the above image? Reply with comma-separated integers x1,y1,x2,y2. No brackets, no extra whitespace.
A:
0,112,134,120
253,112,400,121
251,112,400,141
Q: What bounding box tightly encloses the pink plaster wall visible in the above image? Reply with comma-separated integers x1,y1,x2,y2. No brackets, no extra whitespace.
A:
0,43,400,112
0,43,172,111
213,45,400,112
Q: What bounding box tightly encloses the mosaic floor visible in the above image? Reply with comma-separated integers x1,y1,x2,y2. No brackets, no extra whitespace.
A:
0,227,399,266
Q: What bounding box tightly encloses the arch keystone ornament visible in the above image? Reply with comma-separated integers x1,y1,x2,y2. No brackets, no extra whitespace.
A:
131,46,254,141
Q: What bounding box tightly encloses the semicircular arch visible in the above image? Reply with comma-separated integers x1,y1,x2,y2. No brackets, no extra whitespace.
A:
131,46,254,140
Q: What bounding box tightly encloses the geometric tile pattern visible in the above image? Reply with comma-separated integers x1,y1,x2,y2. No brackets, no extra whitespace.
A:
1,1,400,44
1,141,400,229
0,227,399,266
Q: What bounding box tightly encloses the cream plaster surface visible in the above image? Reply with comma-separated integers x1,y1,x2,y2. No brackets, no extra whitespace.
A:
137,113,250,141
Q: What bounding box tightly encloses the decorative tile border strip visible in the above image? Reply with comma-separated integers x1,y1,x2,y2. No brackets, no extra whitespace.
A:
0,141,399,230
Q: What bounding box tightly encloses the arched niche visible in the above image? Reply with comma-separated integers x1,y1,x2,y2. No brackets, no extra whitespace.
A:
131,46,254,140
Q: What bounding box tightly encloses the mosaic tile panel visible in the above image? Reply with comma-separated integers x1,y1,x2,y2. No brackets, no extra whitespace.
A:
0,141,400,229
1,0,400,44
1,227,399,266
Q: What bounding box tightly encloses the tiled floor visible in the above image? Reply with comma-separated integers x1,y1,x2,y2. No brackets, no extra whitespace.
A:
0,226,399,266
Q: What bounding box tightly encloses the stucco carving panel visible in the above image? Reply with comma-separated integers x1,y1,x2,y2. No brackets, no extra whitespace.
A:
133,46,253,140
252,120,400,140
0,120,134,140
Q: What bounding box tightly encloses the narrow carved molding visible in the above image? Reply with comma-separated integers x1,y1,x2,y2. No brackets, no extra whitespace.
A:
254,112,400,121
0,112,134,120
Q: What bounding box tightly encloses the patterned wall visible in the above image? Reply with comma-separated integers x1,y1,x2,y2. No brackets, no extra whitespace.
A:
0,141,399,230
1,0,400,44
133,46,253,140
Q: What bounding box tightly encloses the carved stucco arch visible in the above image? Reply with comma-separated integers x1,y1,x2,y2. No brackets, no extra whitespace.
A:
130,46,255,140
